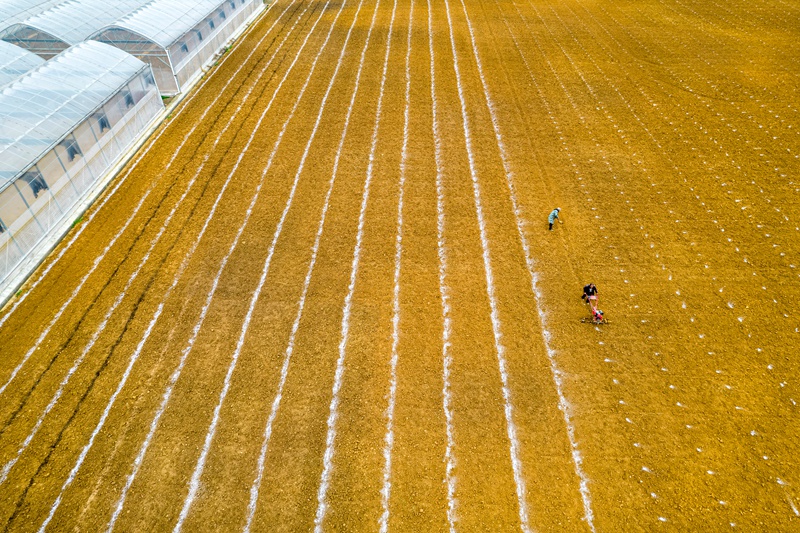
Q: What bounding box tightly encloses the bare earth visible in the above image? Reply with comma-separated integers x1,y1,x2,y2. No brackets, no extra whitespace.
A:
0,0,798,530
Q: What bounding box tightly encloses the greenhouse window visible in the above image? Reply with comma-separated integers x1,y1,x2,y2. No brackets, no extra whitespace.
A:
208,19,215,30
195,29,203,41
180,42,189,54
60,137,83,162
20,169,48,198
95,112,111,132
219,10,226,20
124,89,134,108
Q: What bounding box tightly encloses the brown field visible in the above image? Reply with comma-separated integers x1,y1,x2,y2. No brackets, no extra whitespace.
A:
0,0,798,530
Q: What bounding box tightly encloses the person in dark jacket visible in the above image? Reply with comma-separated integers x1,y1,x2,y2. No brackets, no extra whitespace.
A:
581,283,598,310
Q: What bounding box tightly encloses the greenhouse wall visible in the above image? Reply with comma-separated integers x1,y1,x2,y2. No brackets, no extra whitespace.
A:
89,26,175,96
0,49,163,285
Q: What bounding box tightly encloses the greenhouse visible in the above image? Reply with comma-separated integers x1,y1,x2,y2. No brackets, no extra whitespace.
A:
91,0,262,95
0,0,151,59
0,40,44,87
0,40,163,284
0,0,66,32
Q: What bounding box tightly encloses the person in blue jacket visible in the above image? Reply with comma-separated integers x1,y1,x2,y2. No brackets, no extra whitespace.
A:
548,208,562,230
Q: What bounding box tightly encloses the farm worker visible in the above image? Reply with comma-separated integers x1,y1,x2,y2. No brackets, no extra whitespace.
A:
582,283,598,310
548,207,562,230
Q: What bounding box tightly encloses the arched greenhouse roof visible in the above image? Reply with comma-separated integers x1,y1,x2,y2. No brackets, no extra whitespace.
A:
97,0,233,49
0,40,148,185
0,41,44,87
1,0,151,48
0,0,66,32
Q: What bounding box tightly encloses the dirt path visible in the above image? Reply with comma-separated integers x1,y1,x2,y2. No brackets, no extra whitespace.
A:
0,0,798,530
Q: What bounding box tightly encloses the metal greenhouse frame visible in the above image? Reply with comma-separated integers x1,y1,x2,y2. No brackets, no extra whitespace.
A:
0,40,163,285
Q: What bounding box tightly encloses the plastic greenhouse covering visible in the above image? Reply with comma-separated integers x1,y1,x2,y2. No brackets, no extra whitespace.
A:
0,40,163,284
0,0,66,32
0,0,152,59
93,0,261,94
0,40,44,87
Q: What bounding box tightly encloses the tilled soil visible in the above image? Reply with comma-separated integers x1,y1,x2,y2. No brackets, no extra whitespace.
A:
0,0,798,530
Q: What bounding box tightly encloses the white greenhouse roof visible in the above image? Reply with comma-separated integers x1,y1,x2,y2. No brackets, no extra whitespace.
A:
99,0,232,49
0,40,147,183
7,0,151,46
0,0,66,32
0,41,44,87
